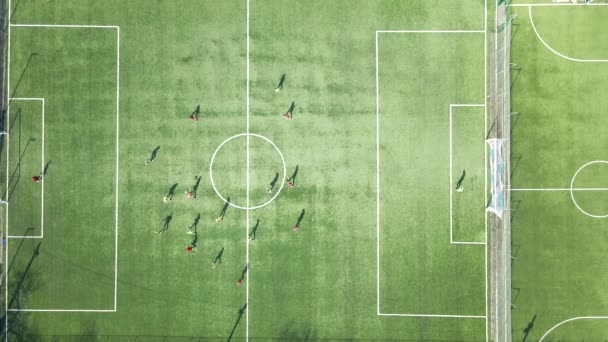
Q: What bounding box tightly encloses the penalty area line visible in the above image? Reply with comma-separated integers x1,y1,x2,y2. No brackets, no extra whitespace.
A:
379,313,486,319
510,188,608,191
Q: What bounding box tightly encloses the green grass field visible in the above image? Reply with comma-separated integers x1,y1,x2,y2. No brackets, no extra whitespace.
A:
509,3,608,341
2,0,606,341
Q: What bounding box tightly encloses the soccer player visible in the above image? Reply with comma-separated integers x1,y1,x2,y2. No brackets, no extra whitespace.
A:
267,172,279,193
455,170,466,192
282,101,295,120
216,197,230,222
275,73,286,93
185,246,194,254
286,165,298,188
249,219,259,241
293,209,305,233
145,145,160,165
185,189,194,199
236,278,243,286
211,247,224,268
32,175,42,183
156,213,173,234
189,105,200,122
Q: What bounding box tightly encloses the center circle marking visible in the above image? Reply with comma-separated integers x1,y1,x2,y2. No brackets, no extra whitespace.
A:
209,133,287,210
569,160,608,219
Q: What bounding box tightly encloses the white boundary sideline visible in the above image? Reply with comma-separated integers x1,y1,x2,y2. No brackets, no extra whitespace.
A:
527,5,608,62
4,20,120,338
375,24,488,333
245,0,251,339
449,104,487,245
5,98,44,239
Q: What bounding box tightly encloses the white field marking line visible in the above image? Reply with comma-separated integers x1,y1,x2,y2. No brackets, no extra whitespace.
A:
377,30,485,33
483,0,489,339
5,24,119,314
375,31,380,316
379,313,486,319
510,188,608,191
449,104,486,245
208,134,286,210
570,160,608,218
511,3,608,6
6,98,45,239
539,316,608,341
528,6,608,62
8,309,116,312
10,23,118,29
376,33,486,321
5,0,12,337
245,0,250,340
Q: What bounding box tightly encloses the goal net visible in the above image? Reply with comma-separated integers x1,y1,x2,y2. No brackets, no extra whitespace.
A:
487,139,505,218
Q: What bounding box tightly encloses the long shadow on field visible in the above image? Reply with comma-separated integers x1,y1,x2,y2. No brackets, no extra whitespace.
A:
7,137,36,201
510,23,520,45
10,53,37,99
166,183,178,200
6,227,33,274
511,66,523,90
521,314,537,342
8,242,41,310
3,311,38,342
6,0,23,28
510,199,522,223
510,155,522,180
226,303,247,342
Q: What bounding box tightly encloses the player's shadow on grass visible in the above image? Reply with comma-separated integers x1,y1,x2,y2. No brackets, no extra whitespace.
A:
7,227,34,272
147,145,160,163
8,242,41,310
249,219,259,240
213,247,224,265
43,160,51,176
166,183,178,200
226,303,247,342
157,213,173,233
287,165,299,185
296,209,305,227
10,53,37,99
8,137,36,201
192,176,202,198
218,197,231,220
521,314,536,342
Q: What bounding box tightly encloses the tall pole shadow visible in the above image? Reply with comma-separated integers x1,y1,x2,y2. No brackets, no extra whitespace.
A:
226,303,247,342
